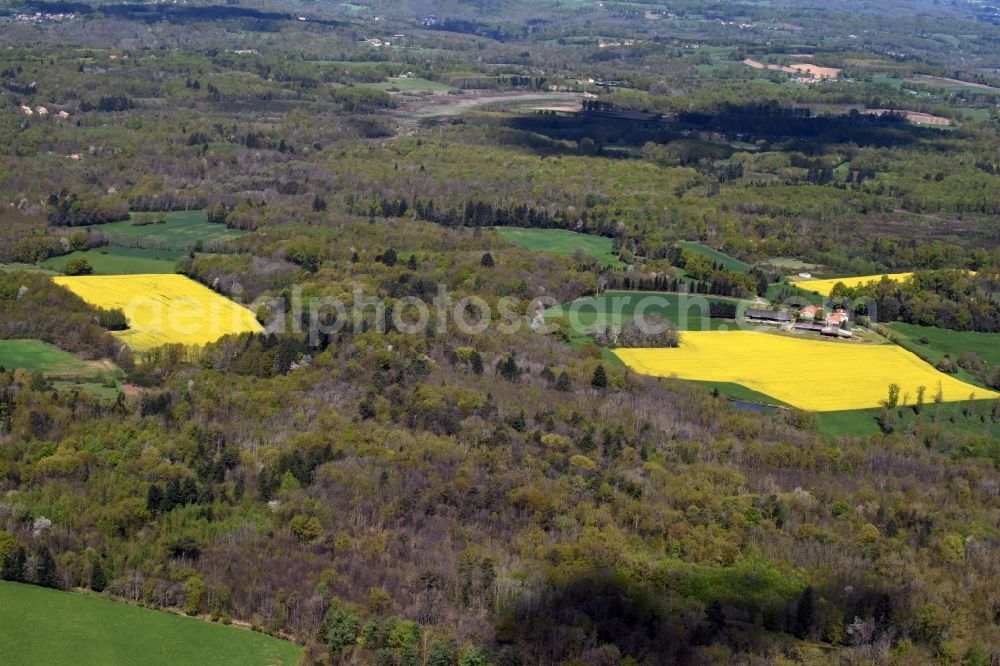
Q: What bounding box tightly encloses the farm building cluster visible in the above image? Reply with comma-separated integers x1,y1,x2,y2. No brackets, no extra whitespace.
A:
746,305,852,338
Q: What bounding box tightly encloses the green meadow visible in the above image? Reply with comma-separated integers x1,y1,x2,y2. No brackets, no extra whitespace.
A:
817,398,1000,439
0,582,302,666
87,210,245,250
0,339,99,377
0,339,122,397
683,379,793,408
676,241,751,272
495,227,624,268
887,322,1000,367
40,246,185,274
545,290,744,331
0,262,58,275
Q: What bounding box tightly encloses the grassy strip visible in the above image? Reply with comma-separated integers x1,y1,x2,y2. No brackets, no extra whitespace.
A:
40,246,185,275
676,241,751,272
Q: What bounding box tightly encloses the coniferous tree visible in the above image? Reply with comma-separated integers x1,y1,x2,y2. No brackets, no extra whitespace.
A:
875,593,893,631
2,546,26,582
146,484,164,514
34,545,57,588
163,477,182,512
496,354,519,381
425,638,455,666
794,586,815,639
591,364,608,388
555,371,571,391
90,559,107,592
706,599,725,635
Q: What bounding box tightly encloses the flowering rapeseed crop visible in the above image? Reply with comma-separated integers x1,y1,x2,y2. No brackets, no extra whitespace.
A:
53,274,263,351
614,330,998,411
789,273,913,297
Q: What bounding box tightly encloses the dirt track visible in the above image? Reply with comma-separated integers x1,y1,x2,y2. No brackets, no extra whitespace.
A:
390,91,587,127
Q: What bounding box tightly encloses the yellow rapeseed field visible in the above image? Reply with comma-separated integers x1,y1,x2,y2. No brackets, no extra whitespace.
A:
614,331,998,411
790,272,913,296
53,274,263,351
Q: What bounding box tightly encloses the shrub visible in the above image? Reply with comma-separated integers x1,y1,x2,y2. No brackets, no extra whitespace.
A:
183,576,205,615
831,500,851,517
322,599,359,656
289,515,325,543
98,307,128,331
63,257,93,275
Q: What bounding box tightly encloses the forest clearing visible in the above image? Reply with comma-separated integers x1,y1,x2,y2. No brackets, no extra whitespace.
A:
494,227,623,267
86,211,245,251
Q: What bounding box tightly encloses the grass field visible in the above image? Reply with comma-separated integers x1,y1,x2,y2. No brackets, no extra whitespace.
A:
0,339,101,376
683,379,794,407
40,247,185,275
0,262,58,275
545,291,743,331
87,211,245,251
887,322,1000,367
0,340,121,397
676,241,751,272
766,280,825,304
0,582,301,666
789,272,913,296
613,330,998,412
817,397,1000,438
494,228,623,268
52,274,263,351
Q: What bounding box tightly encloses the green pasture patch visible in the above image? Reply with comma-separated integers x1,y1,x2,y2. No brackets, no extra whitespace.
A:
495,227,623,268
0,582,302,666
676,241,751,272
86,211,245,251
40,247,185,275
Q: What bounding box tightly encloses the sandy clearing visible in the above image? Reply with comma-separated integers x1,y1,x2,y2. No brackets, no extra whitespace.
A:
743,59,840,79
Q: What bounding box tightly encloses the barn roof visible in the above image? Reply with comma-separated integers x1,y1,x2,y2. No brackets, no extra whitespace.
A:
746,308,791,321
